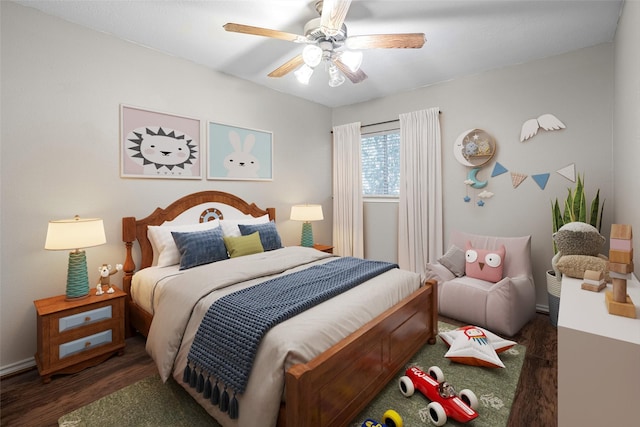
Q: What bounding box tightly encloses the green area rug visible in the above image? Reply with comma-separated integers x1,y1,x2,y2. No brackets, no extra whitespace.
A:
59,322,525,427
58,375,214,427
351,321,526,426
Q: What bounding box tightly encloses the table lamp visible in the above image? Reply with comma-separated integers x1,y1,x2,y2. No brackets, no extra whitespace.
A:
290,204,324,247
45,215,106,300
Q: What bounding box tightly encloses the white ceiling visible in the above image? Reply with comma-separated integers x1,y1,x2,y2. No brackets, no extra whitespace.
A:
14,0,623,108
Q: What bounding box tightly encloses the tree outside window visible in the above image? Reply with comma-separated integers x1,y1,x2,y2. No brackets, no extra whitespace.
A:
361,131,400,196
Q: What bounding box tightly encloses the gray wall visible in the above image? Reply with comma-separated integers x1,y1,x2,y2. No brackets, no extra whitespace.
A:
0,2,333,373
613,0,640,255
334,43,615,311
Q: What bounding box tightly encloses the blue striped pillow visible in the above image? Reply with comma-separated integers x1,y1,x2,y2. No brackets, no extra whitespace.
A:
238,221,283,251
171,227,228,270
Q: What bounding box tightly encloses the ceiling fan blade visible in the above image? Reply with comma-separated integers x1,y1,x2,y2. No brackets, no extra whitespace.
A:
334,58,368,84
223,23,307,43
268,55,305,78
320,0,352,37
346,33,426,49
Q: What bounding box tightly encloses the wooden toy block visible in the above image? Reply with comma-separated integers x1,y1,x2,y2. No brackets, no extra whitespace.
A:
605,291,636,318
582,269,606,292
609,249,633,264
609,261,634,274
610,224,633,240
610,238,633,251
612,278,628,302
609,271,633,281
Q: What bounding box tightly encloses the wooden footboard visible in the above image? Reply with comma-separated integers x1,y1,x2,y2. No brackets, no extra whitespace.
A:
282,280,437,427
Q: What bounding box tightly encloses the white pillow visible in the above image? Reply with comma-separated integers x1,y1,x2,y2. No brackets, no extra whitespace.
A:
148,219,220,267
219,214,270,237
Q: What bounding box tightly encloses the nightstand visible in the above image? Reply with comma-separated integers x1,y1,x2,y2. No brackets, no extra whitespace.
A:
34,286,126,383
313,244,334,254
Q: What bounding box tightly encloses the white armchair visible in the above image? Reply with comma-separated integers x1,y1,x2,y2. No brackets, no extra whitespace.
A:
426,230,536,336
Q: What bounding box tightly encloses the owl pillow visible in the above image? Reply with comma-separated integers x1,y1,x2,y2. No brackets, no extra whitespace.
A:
465,242,506,283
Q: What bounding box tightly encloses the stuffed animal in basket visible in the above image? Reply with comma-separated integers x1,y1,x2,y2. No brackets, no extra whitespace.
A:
552,222,608,280
96,263,122,295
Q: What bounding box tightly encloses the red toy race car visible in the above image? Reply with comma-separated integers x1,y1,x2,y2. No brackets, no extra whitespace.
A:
361,409,403,427
399,366,478,426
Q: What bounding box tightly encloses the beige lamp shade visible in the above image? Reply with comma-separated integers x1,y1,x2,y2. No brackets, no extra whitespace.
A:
290,204,324,222
45,216,106,250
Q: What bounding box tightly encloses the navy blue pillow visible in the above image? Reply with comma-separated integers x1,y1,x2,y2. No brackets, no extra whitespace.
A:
238,221,283,251
171,227,228,270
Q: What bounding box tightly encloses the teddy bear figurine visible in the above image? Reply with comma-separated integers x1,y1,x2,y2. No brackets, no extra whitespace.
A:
96,263,123,295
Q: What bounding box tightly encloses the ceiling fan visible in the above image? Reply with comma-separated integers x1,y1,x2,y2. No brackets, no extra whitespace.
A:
223,0,426,87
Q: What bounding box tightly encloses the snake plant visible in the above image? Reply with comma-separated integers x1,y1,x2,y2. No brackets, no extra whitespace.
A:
551,174,604,254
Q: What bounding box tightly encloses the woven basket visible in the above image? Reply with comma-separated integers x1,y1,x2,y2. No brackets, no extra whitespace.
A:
546,270,561,327
548,293,560,327
546,270,561,297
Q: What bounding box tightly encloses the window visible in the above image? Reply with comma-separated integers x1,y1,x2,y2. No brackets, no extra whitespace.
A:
361,130,400,196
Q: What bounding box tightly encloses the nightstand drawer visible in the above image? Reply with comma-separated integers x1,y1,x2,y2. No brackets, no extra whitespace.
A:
59,306,112,332
59,330,113,359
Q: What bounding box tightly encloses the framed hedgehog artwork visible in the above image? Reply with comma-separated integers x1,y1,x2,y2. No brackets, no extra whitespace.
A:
207,121,273,181
120,105,202,179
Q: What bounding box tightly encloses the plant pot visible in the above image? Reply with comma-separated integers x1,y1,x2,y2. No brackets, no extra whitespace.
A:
546,270,561,327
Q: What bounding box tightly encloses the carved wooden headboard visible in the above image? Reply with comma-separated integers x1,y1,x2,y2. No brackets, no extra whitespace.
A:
122,190,275,282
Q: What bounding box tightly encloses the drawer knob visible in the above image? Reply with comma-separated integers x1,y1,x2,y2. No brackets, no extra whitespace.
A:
84,341,91,348
84,316,91,322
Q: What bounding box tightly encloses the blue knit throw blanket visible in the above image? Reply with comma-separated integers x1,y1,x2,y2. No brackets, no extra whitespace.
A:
183,257,398,419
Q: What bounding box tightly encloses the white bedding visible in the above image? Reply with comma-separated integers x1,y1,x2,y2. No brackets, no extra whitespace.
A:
141,246,421,427
131,264,181,314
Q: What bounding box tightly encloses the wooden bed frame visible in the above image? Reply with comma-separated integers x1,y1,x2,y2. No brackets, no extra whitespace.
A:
122,190,438,427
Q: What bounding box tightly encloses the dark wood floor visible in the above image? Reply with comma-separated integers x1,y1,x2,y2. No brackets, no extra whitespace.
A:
0,313,557,427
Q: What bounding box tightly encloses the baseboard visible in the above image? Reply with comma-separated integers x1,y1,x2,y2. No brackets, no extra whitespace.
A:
0,356,36,378
536,303,550,314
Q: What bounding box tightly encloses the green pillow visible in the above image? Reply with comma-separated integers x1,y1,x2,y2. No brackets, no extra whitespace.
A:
223,231,264,258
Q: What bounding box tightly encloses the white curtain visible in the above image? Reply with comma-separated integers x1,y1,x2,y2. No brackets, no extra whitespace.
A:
332,122,364,257
398,107,443,279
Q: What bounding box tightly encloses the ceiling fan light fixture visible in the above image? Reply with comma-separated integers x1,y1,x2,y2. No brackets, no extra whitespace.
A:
302,44,323,68
327,64,345,87
294,64,314,85
339,50,362,72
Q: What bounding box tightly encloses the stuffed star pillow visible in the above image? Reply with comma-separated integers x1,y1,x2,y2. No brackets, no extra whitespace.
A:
439,325,517,368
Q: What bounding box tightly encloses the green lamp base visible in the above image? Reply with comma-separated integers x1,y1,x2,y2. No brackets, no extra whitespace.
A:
66,250,90,300
300,222,314,247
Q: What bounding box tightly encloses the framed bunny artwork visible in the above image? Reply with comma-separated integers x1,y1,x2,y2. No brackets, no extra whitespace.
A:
207,121,273,181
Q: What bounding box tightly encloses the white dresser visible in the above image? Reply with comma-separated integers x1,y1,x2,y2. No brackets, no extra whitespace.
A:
558,275,640,426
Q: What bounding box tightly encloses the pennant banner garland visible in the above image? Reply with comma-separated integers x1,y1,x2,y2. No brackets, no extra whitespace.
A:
491,162,508,177
532,173,550,190
556,164,576,182
488,162,575,190
510,172,527,189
